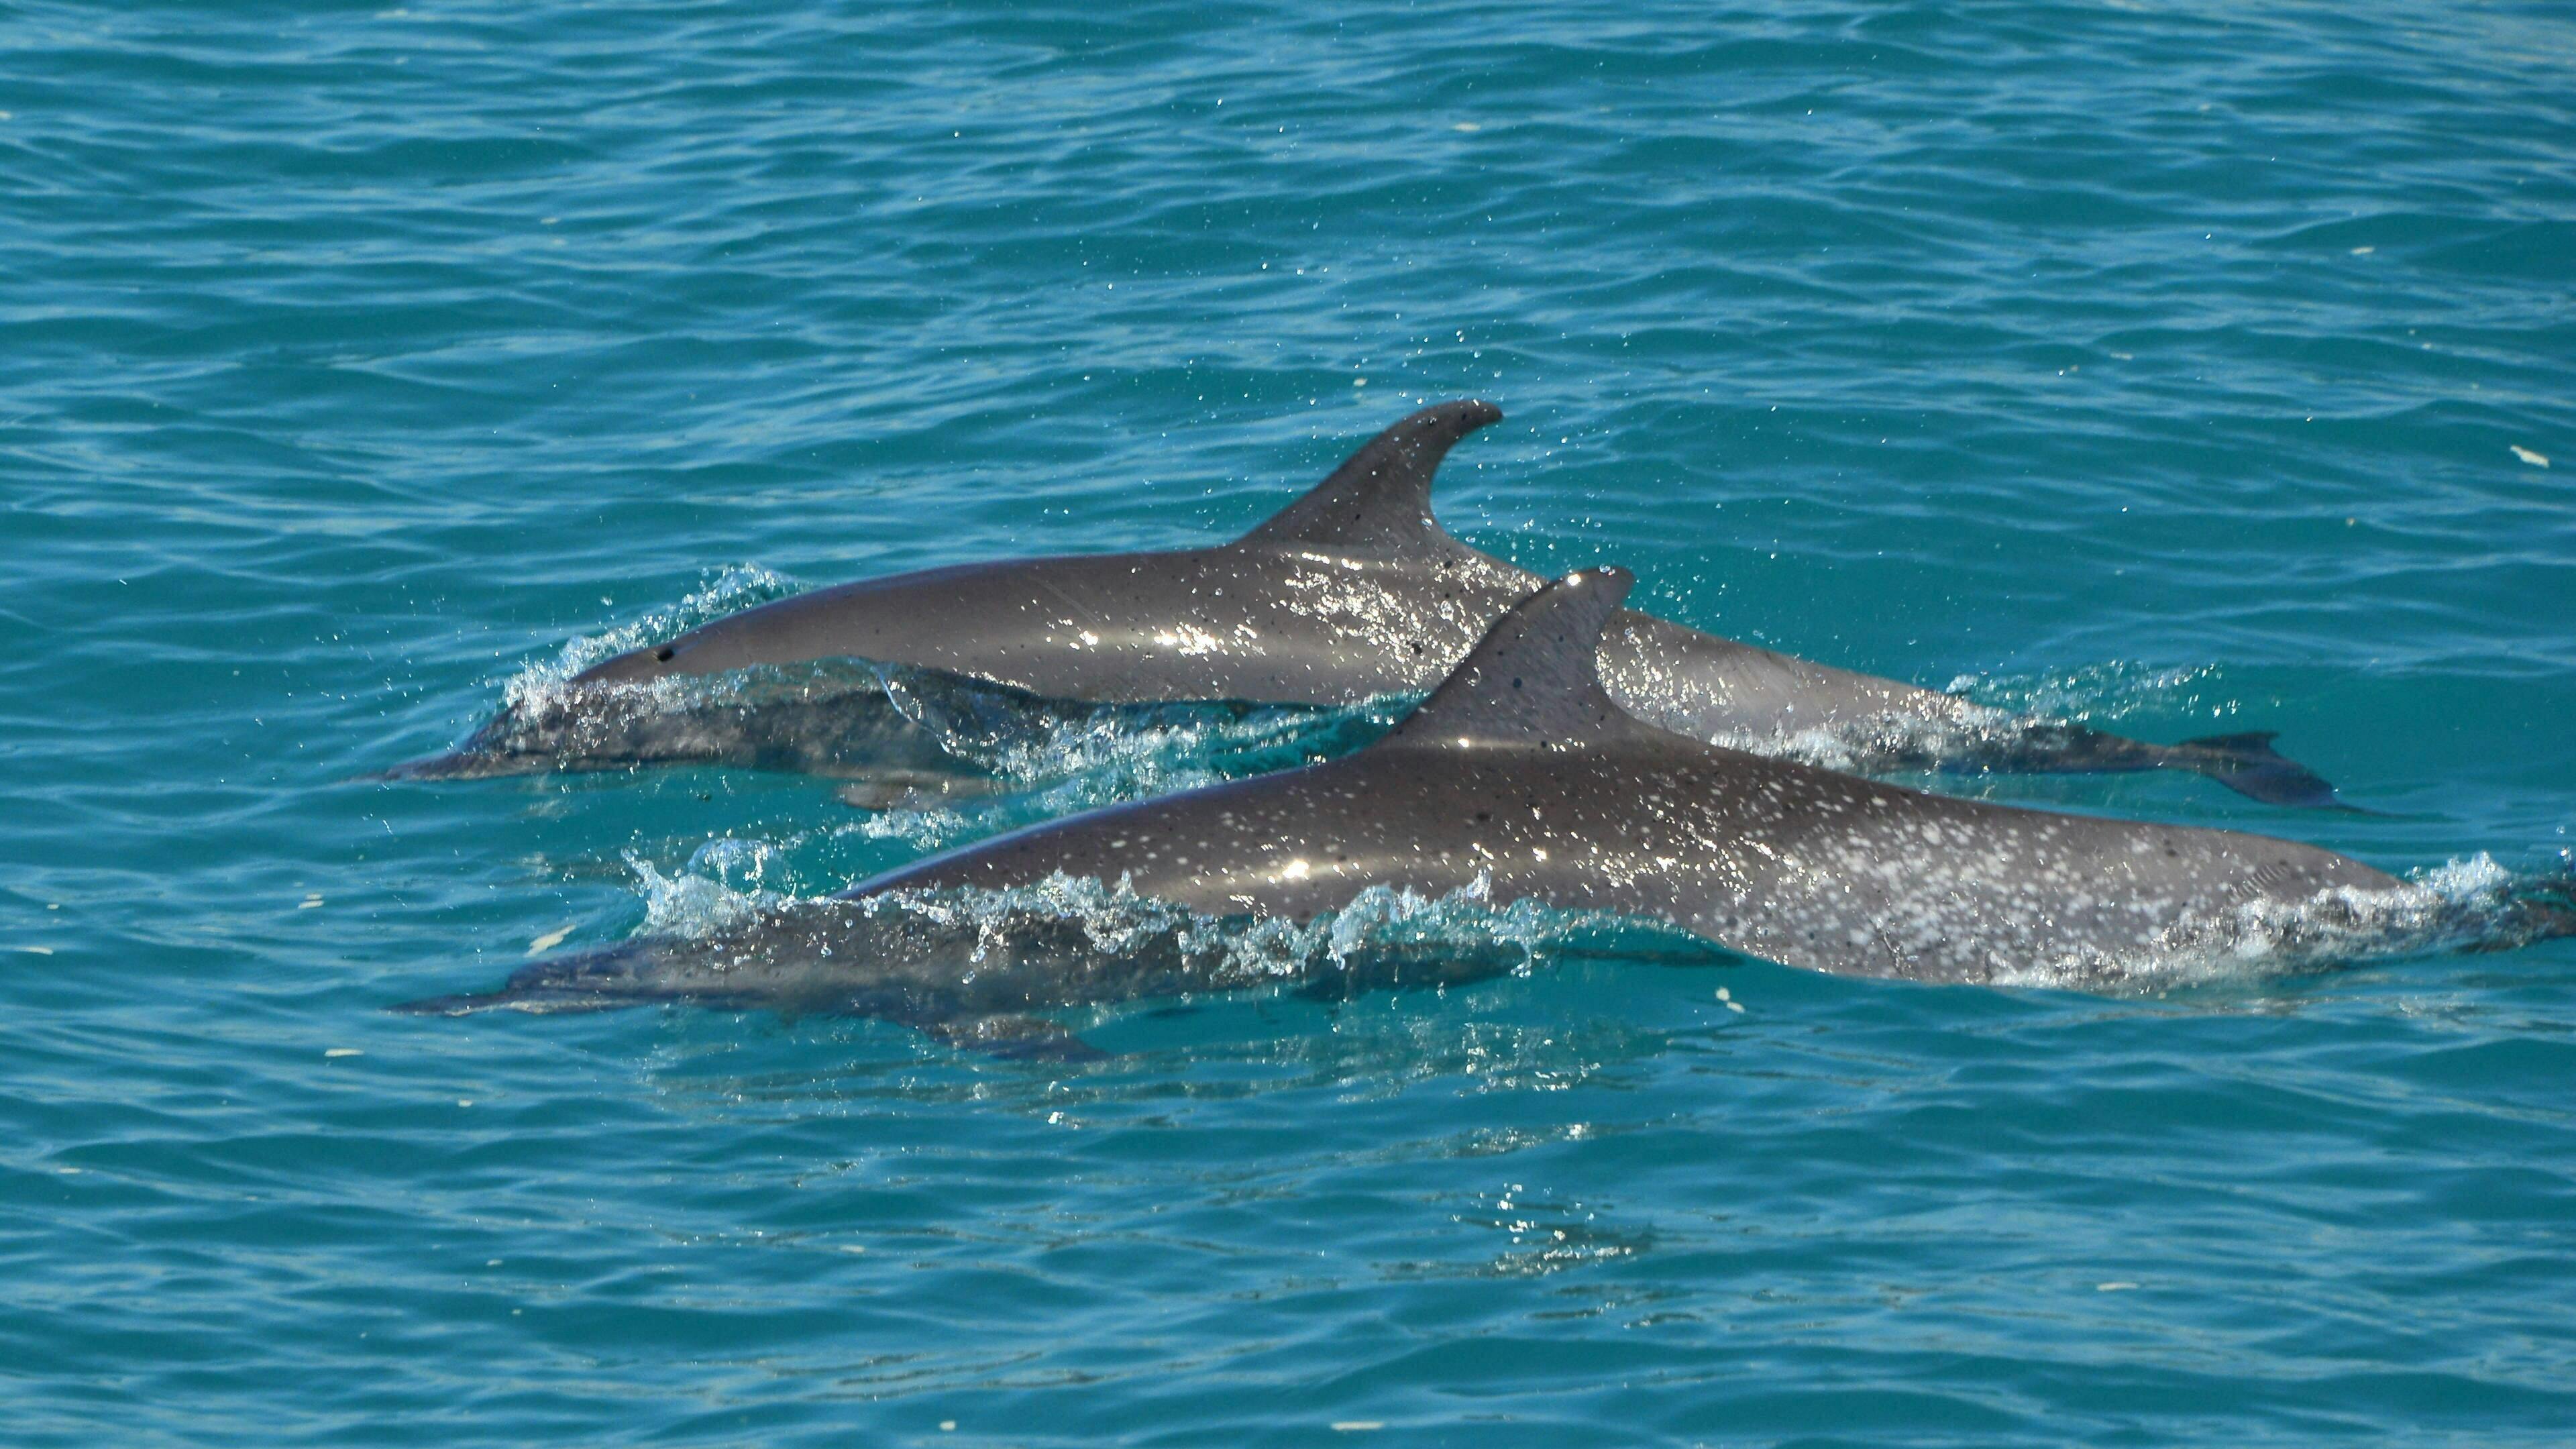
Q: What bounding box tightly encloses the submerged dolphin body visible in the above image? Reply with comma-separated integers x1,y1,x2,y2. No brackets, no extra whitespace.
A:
405,572,2452,1055
396,402,2339,806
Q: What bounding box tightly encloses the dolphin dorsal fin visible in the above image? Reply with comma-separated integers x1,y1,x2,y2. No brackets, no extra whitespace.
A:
1238,400,1503,553
1385,568,1637,749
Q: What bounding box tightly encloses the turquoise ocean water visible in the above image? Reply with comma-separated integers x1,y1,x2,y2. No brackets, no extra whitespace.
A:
5,2,2573,1442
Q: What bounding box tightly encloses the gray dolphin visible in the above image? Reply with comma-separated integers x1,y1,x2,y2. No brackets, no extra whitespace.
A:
393,402,2339,807
400,571,2493,1057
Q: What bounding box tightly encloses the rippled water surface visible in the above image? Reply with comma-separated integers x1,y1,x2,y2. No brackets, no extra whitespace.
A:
6,2,2574,1443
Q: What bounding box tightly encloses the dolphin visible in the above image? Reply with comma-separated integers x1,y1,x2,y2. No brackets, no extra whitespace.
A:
392,401,2338,807
400,571,2489,1057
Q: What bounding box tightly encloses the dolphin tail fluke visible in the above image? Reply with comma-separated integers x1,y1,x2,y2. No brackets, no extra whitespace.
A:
2176,731,2345,809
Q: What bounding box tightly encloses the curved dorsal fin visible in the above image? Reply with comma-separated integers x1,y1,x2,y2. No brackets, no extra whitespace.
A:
1384,568,1637,749
1238,399,1503,553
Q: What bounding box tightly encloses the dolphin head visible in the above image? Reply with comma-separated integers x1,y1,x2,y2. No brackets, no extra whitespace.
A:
569,639,685,686
378,681,661,779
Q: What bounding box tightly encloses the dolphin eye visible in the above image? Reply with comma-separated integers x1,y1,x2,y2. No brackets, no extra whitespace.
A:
656,647,676,661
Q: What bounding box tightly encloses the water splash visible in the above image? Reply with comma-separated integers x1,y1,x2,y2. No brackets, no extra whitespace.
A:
623,859,1616,1000
501,564,800,712
630,849,791,938
856,869,1592,991
1944,661,2225,724
1703,706,2019,778
826,685,1403,846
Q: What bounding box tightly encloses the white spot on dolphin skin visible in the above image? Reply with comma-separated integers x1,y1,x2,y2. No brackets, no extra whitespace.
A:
2510,444,2548,468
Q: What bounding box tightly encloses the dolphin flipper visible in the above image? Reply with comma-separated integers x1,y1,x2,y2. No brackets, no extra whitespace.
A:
2175,731,2343,809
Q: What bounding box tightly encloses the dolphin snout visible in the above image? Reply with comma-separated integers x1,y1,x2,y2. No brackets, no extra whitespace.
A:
368,745,551,782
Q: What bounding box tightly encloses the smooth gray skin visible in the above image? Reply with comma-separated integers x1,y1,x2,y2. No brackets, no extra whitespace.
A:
398,401,2337,806
406,570,2399,1054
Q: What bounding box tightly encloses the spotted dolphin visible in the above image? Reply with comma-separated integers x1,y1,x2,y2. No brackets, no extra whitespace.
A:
394,402,2337,806
402,571,2442,1055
